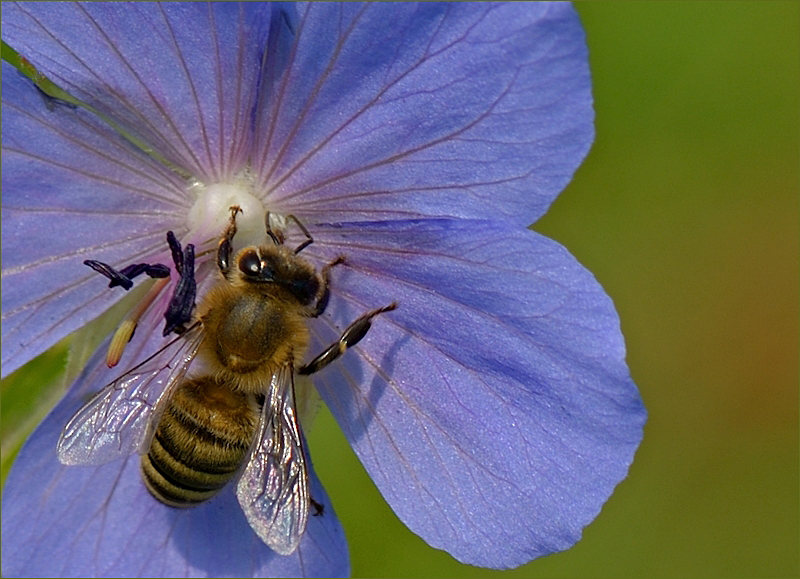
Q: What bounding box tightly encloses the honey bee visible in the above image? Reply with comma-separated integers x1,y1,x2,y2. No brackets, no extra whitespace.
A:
58,207,396,555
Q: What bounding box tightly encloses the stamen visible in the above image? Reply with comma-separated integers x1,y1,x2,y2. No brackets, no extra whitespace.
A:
163,240,196,337
85,259,169,291
106,276,171,368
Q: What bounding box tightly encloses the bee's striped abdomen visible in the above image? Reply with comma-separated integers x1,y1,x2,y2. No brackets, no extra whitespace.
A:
141,377,258,507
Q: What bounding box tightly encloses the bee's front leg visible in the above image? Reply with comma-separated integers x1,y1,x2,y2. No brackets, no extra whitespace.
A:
217,205,242,275
308,256,346,318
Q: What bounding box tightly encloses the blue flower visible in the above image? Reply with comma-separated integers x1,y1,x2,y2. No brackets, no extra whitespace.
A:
1,3,646,577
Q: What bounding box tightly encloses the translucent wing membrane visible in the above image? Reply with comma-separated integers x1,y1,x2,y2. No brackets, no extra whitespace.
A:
58,324,203,465
237,365,310,556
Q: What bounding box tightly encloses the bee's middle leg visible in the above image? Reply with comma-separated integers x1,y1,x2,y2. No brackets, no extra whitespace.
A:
299,302,398,375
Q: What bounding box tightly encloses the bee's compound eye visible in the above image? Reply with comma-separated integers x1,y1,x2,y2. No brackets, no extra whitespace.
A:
238,250,261,277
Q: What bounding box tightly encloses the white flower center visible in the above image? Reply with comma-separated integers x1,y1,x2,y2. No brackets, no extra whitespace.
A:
187,178,266,248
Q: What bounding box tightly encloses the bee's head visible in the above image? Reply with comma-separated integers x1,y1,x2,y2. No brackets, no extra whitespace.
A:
234,246,320,305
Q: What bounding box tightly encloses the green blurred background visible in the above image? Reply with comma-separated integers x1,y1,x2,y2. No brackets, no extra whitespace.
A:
2,3,797,577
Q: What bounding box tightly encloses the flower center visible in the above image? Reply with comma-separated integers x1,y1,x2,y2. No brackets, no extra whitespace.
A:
187,179,266,248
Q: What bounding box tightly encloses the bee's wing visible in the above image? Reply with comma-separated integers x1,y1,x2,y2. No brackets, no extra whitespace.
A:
236,365,310,556
57,324,204,465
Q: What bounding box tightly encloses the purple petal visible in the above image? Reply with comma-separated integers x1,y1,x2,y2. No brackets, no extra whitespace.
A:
1,311,349,578
1,2,271,181
299,219,645,568
1,61,189,377
256,3,593,225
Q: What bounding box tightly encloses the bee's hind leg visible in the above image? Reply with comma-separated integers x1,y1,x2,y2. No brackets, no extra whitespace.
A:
298,303,398,375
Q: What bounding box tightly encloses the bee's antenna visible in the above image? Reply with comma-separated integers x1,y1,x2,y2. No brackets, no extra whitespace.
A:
264,211,282,246
265,212,314,253
286,215,313,254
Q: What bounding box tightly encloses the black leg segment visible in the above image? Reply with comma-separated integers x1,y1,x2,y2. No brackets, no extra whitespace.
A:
310,497,324,516
217,205,242,275
310,256,346,318
298,302,398,375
